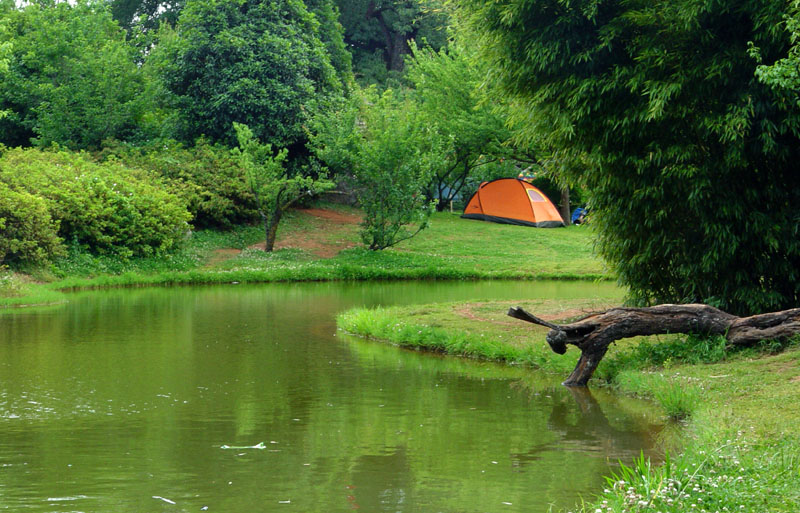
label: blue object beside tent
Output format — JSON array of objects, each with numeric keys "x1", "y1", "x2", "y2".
[{"x1": 571, "y1": 207, "x2": 586, "y2": 224}]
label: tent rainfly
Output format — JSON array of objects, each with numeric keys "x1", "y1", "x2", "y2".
[{"x1": 461, "y1": 178, "x2": 565, "y2": 227}]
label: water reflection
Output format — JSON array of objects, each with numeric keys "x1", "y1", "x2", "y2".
[{"x1": 0, "y1": 282, "x2": 660, "y2": 513}]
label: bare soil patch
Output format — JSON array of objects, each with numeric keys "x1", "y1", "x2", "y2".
[
  {"x1": 302, "y1": 208, "x2": 362, "y2": 224},
  {"x1": 206, "y1": 248, "x2": 242, "y2": 267},
  {"x1": 208, "y1": 208, "x2": 362, "y2": 265}
]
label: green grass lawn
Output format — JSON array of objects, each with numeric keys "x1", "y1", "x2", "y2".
[
  {"x1": 212, "y1": 210, "x2": 607, "y2": 279},
  {"x1": 394, "y1": 211, "x2": 605, "y2": 277},
  {"x1": 2, "y1": 206, "x2": 608, "y2": 307}
]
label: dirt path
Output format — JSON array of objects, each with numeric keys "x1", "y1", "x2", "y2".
[{"x1": 206, "y1": 208, "x2": 362, "y2": 266}]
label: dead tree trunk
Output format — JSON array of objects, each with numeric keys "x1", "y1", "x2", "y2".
[{"x1": 507, "y1": 304, "x2": 800, "y2": 387}]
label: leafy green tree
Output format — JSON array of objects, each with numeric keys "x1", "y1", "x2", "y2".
[
  {"x1": 457, "y1": 0, "x2": 800, "y2": 315},
  {"x1": 405, "y1": 42, "x2": 511, "y2": 210},
  {"x1": 110, "y1": 0, "x2": 351, "y2": 80},
  {"x1": 310, "y1": 88, "x2": 444, "y2": 250},
  {"x1": 110, "y1": 0, "x2": 185, "y2": 33},
  {"x1": 336, "y1": 0, "x2": 448, "y2": 82},
  {"x1": 158, "y1": 0, "x2": 342, "y2": 148},
  {"x1": 0, "y1": 0, "x2": 156, "y2": 149},
  {"x1": 0, "y1": 20, "x2": 10, "y2": 120},
  {"x1": 751, "y1": 3, "x2": 800, "y2": 95},
  {"x1": 234, "y1": 123, "x2": 334, "y2": 252},
  {"x1": 305, "y1": 0, "x2": 354, "y2": 85}
]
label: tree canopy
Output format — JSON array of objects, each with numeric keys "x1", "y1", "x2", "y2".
[
  {"x1": 158, "y1": 0, "x2": 343, "y2": 148},
  {"x1": 336, "y1": 0, "x2": 449, "y2": 82},
  {"x1": 457, "y1": 0, "x2": 800, "y2": 315},
  {"x1": 404, "y1": 42, "x2": 511, "y2": 209},
  {"x1": 0, "y1": 0, "x2": 155, "y2": 149}
]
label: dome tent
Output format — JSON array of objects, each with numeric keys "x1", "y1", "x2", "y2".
[{"x1": 461, "y1": 178, "x2": 565, "y2": 227}]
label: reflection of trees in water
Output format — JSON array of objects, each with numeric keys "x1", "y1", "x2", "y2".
[
  {"x1": 347, "y1": 447, "x2": 413, "y2": 512},
  {"x1": 509, "y1": 385, "x2": 663, "y2": 471}
]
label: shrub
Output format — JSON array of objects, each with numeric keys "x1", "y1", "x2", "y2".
[
  {"x1": 0, "y1": 148, "x2": 191, "y2": 258},
  {"x1": 0, "y1": 181, "x2": 64, "y2": 265},
  {"x1": 310, "y1": 88, "x2": 443, "y2": 250},
  {"x1": 99, "y1": 139, "x2": 258, "y2": 229}
]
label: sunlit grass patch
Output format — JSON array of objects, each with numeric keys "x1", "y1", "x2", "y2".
[
  {"x1": 613, "y1": 370, "x2": 701, "y2": 421},
  {"x1": 573, "y1": 345, "x2": 800, "y2": 512},
  {"x1": 337, "y1": 298, "x2": 627, "y2": 376},
  {"x1": 574, "y1": 433, "x2": 800, "y2": 513},
  {"x1": 0, "y1": 270, "x2": 65, "y2": 308}
]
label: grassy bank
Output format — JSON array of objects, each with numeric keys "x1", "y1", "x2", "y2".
[
  {"x1": 337, "y1": 300, "x2": 800, "y2": 512},
  {"x1": 2, "y1": 207, "x2": 607, "y2": 308}
]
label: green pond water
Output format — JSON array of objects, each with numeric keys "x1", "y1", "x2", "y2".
[{"x1": 0, "y1": 281, "x2": 664, "y2": 512}]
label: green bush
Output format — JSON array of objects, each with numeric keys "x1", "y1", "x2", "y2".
[
  {"x1": 0, "y1": 148, "x2": 191, "y2": 258},
  {"x1": 99, "y1": 140, "x2": 258, "y2": 229},
  {"x1": 0, "y1": 181, "x2": 64, "y2": 265}
]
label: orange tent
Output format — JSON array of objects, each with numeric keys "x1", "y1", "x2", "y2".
[{"x1": 461, "y1": 179, "x2": 565, "y2": 227}]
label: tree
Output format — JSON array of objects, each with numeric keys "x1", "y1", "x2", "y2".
[
  {"x1": 457, "y1": 0, "x2": 800, "y2": 315},
  {"x1": 751, "y1": 2, "x2": 800, "y2": 97},
  {"x1": 404, "y1": 42, "x2": 511, "y2": 210},
  {"x1": 110, "y1": 0, "x2": 185, "y2": 33},
  {"x1": 0, "y1": 20, "x2": 9, "y2": 120},
  {"x1": 310, "y1": 88, "x2": 444, "y2": 250},
  {"x1": 304, "y1": 0, "x2": 354, "y2": 85},
  {"x1": 111, "y1": 0, "x2": 353, "y2": 87},
  {"x1": 158, "y1": 0, "x2": 342, "y2": 149},
  {"x1": 234, "y1": 123, "x2": 334, "y2": 252},
  {"x1": 0, "y1": 0, "x2": 155, "y2": 149},
  {"x1": 336, "y1": 0, "x2": 448, "y2": 82}
]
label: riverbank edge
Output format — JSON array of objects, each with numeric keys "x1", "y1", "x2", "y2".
[
  {"x1": 0, "y1": 265, "x2": 611, "y2": 309},
  {"x1": 336, "y1": 303, "x2": 800, "y2": 513}
]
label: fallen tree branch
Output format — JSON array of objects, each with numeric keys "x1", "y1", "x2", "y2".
[{"x1": 507, "y1": 304, "x2": 800, "y2": 386}]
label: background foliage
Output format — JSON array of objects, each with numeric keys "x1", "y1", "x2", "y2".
[
  {"x1": 157, "y1": 0, "x2": 342, "y2": 148},
  {"x1": 99, "y1": 139, "x2": 258, "y2": 229},
  {"x1": 0, "y1": 181, "x2": 63, "y2": 265},
  {"x1": 457, "y1": 0, "x2": 800, "y2": 315},
  {"x1": 0, "y1": 148, "x2": 191, "y2": 258},
  {"x1": 0, "y1": 0, "x2": 158, "y2": 149}
]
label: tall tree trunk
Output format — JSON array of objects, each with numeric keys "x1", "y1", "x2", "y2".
[
  {"x1": 264, "y1": 206, "x2": 283, "y2": 252},
  {"x1": 368, "y1": 4, "x2": 414, "y2": 72},
  {"x1": 559, "y1": 187, "x2": 571, "y2": 225}
]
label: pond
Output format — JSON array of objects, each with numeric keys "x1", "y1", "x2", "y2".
[{"x1": 0, "y1": 281, "x2": 664, "y2": 512}]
